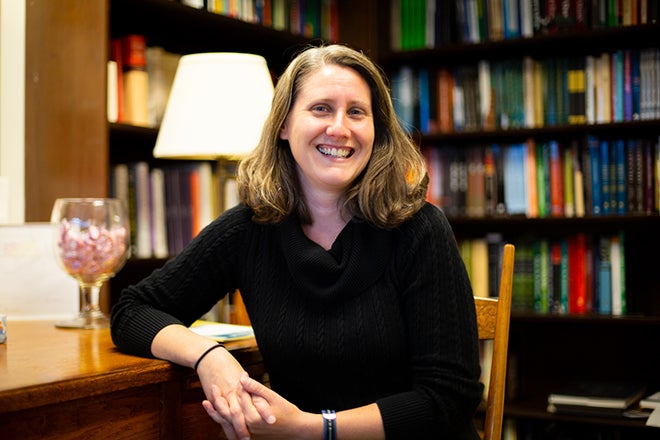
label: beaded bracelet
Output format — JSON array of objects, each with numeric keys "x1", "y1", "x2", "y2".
[
  {"x1": 322, "y1": 409, "x2": 336, "y2": 440},
  {"x1": 193, "y1": 343, "x2": 225, "y2": 372}
]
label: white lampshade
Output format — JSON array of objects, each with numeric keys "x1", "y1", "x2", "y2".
[{"x1": 153, "y1": 53, "x2": 274, "y2": 160}]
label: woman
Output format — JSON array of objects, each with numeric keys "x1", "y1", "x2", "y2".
[{"x1": 111, "y1": 43, "x2": 483, "y2": 439}]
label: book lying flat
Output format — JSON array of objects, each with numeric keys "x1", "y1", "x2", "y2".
[
  {"x1": 547, "y1": 381, "x2": 646, "y2": 410},
  {"x1": 190, "y1": 320, "x2": 255, "y2": 342},
  {"x1": 640, "y1": 390, "x2": 660, "y2": 410}
]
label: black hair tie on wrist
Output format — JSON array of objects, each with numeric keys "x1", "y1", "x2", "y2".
[{"x1": 194, "y1": 343, "x2": 225, "y2": 372}]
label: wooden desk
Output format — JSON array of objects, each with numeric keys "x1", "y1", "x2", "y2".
[{"x1": 0, "y1": 321, "x2": 264, "y2": 439}]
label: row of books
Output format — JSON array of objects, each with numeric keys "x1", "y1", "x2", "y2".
[
  {"x1": 460, "y1": 231, "x2": 628, "y2": 316},
  {"x1": 391, "y1": 47, "x2": 660, "y2": 135},
  {"x1": 392, "y1": 0, "x2": 657, "y2": 51},
  {"x1": 111, "y1": 161, "x2": 237, "y2": 259},
  {"x1": 180, "y1": 0, "x2": 339, "y2": 41},
  {"x1": 424, "y1": 135, "x2": 660, "y2": 219},
  {"x1": 108, "y1": 35, "x2": 181, "y2": 127}
]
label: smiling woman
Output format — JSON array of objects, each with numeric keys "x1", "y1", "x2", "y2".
[{"x1": 111, "y1": 44, "x2": 483, "y2": 440}]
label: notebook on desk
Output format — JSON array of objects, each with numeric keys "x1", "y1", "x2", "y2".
[{"x1": 190, "y1": 320, "x2": 254, "y2": 342}]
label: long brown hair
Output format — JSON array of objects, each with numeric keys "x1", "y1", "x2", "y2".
[{"x1": 237, "y1": 44, "x2": 428, "y2": 228}]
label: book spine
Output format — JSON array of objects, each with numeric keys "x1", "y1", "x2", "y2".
[
  {"x1": 567, "y1": 56, "x2": 586, "y2": 124},
  {"x1": 587, "y1": 135, "x2": 603, "y2": 215},
  {"x1": 549, "y1": 140, "x2": 564, "y2": 217},
  {"x1": 597, "y1": 236, "x2": 612, "y2": 314},
  {"x1": 563, "y1": 143, "x2": 575, "y2": 217},
  {"x1": 613, "y1": 139, "x2": 627, "y2": 215},
  {"x1": 121, "y1": 34, "x2": 150, "y2": 127},
  {"x1": 600, "y1": 139, "x2": 612, "y2": 215},
  {"x1": 610, "y1": 234, "x2": 623, "y2": 316}
]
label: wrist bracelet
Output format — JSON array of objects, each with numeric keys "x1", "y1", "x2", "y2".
[
  {"x1": 322, "y1": 409, "x2": 336, "y2": 440},
  {"x1": 193, "y1": 342, "x2": 224, "y2": 372}
]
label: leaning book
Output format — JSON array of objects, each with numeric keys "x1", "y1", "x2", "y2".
[
  {"x1": 547, "y1": 381, "x2": 646, "y2": 417},
  {"x1": 190, "y1": 320, "x2": 255, "y2": 342}
]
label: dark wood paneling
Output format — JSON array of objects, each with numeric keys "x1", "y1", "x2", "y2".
[{"x1": 25, "y1": 0, "x2": 109, "y2": 222}]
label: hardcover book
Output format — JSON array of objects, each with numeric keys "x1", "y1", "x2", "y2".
[{"x1": 548, "y1": 380, "x2": 646, "y2": 417}]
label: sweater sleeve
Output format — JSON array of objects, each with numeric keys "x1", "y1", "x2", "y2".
[
  {"x1": 110, "y1": 205, "x2": 251, "y2": 358},
  {"x1": 376, "y1": 203, "x2": 483, "y2": 439}
]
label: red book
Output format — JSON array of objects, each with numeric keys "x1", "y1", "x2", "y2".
[
  {"x1": 568, "y1": 233, "x2": 587, "y2": 314},
  {"x1": 549, "y1": 140, "x2": 564, "y2": 217}
]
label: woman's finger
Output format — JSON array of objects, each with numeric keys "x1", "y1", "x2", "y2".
[{"x1": 202, "y1": 398, "x2": 239, "y2": 440}]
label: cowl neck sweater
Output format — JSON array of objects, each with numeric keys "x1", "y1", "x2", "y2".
[{"x1": 280, "y1": 216, "x2": 394, "y2": 302}]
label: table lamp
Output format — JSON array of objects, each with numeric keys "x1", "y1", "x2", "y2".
[
  {"x1": 153, "y1": 52, "x2": 274, "y2": 211},
  {"x1": 153, "y1": 52, "x2": 274, "y2": 161}
]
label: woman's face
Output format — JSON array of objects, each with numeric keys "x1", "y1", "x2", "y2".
[{"x1": 280, "y1": 64, "x2": 374, "y2": 196}]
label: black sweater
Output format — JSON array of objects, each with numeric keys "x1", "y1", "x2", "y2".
[{"x1": 111, "y1": 202, "x2": 483, "y2": 439}]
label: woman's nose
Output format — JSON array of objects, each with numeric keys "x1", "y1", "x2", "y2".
[{"x1": 326, "y1": 113, "x2": 350, "y2": 138}]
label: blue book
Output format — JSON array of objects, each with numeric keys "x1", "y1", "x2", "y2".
[
  {"x1": 599, "y1": 139, "x2": 611, "y2": 215},
  {"x1": 612, "y1": 139, "x2": 627, "y2": 215},
  {"x1": 503, "y1": 143, "x2": 528, "y2": 215},
  {"x1": 630, "y1": 49, "x2": 641, "y2": 120},
  {"x1": 418, "y1": 68, "x2": 431, "y2": 134},
  {"x1": 544, "y1": 58, "x2": 559, "y2": 126},
  {"x1": 612, "y1": 50, "x2": 625, "y2": 122},
  {"x1": 559, "y1": 238, "x2": 569, "y2": 314},
  {"x1": 587, "y1": 135, "x2": 603, "y2": 215}
]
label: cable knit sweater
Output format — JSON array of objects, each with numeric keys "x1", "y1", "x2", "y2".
[{"x1": 111, "y1": 202, "x2": 483, "y2": 439}]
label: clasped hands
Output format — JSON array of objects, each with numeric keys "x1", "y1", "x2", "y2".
[{"x1": 198, "y1": 351, "x2": 310, "y2": 440}]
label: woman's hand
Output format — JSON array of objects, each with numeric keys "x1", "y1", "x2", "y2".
[
  {"x1": 236, "y1": 372, "x2": 320, "y2": 439},
  {"x1": 196, "y1": 346, "x2": 264, "y2": 439}
]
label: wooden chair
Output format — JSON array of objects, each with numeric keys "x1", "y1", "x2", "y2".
[{"x1": 474, "y1": 243, "x2": 515, "y2": 440}]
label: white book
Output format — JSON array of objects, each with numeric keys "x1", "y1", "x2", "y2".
[
  {"x1": 585, "y1": 55, "x2": 596, "y2": 124},
  {"x1": 133, "y1": 161, "x2": 152, "y2": 259},
  {"x1": 150, "y1": 168, "x2": 168, "y2": 259},
  {"x1": 112, "y1": 163, "x2": 129, "y2": 212},
  {"x1": 107, "y1": 61, "x2": 118, "y2": 123},
  {"x1": 641, "y1": 390, "x2": 660, "y2": 409},
  {"x1": 197, "y1": 162, "x2": 215, "y2": 232}
]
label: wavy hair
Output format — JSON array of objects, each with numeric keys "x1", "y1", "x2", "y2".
[{"x1": 237, "y1": 43, "x2": 428, "y2": 229}]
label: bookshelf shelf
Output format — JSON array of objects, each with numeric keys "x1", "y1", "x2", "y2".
[
  {"x1": 380, "y1": 2, "x2": 660, "y2": 437},
  {"x1": 420, "y1": 119, "x2": 660, "y2": 143},
  {"x1": 110, "y1": 0, "x2": 313, "y2": 72},
  {"x1": 380, "y1": 24, "x2": 660, "y2": 68}
]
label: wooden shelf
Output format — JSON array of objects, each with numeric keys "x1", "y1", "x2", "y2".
[
  {"x1": 110, "y1": 0, "x2": 312, "y2": 72},
  {"x1": 380, "y1": 24, "x2": 660, "y2": 68},
  {"x1": 418, "y1": 119, "x2": 660, "y2": 144}
]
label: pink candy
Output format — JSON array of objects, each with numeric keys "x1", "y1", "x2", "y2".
[{"x1": 57, "y1": 218, "x2": 128, "y2": 284}]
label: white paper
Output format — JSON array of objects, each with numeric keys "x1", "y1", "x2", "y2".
[
  {"x1": 0, "y1": 223, "x2": 78, "y2": 320},
  {"x1": 647, "y1": 408, "x2": 660, "y2": 428}
]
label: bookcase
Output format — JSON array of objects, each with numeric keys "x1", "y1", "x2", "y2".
[
  {"x1": 380, "y1": 1, "x2": 660, "y2": 438},
  {"x1": 24, "y1": 0, "x2": 376, "y2": 309},
  {"x1": 24, "y1": 0, "x2": 660, "y2": 437}
]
